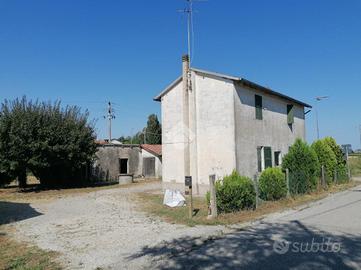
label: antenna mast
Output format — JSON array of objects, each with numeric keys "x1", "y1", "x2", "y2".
[{"x1": 104, "y1": 101, "x2": 115, "y2": 142}]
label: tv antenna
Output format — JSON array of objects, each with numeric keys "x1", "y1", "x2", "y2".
[{"x1": 178, "y1": 0, "x2": 207, "y2": 65}]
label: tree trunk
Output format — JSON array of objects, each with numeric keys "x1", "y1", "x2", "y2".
[{"x1": 18, "y1": 167, "x2": 27, "y2": 189}]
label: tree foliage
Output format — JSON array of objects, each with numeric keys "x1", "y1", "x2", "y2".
[
  {"x1": 282, "y1": 139, "x2": 320, "y2": 194},
  {"x1": 311, "y1": 139, "x2": 337, "y2": 183},
  {"x1": 323, "y1": 137, "x2": 347, "y2": 172},
  {"x1": 0, "y1": 97, "x2": 97, "y2": 187}
]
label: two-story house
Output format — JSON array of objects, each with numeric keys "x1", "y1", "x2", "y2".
[{"x1": 154, "y1": 55, "x2": 311, "y2": 194}]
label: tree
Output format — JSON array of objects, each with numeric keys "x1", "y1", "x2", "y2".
[
  {"x1": 0, "y1": 97, "x2": 97, "y2": 188},
  {"x1": 144, "y1": 114, "x2": 161, "y2": 144},
  {"x1": 282, "y1": 139, "x2": 320, "y2": 194},
  {"x1": 311, "y1": 139, "x2": 337, "y2": 182},
  {"x1": 323, "y1": 137, "x2": 346, "y2": 172}
]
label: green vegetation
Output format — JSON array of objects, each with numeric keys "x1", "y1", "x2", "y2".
[
  {"x1": 0, "y1": 231, "x2": 61, "y2": 270},
  {"x1": 0, "y1": 97, "x2": 97, "y2": 188},
  {"x1": 259, "y1": 167, "x2": 287, "y2": 201},
  {"x1": 211, "y1": 170, "x2": 255, "y2": 213},
  {"x1": 311, "y1": 139, "x2": 337, "y2": 183},
  {"x1": 119, "y1": 114, "x2": 161, "y2": 144},
  {"x1": 350, "y1": 155, "x2": 361, "y2": 177},
  {"x1": 282, "y1": 138, "x2": 320, "y2": 194}
]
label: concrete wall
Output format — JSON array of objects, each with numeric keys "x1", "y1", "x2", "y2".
[
  {"x1": 234, "y1": 83, "x2": 305, "y2": 178},
  {"x1": 92, "y1": 145, "x2": 142, "y2": 181}
]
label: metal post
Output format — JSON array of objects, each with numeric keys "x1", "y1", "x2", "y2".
[
  {"x1": 286, "y1": 168, "x2": 290, "y2": 197},
  {"x1": 334, "y1": 168, "x2": 337, "y2": 184},
  {"x1": 254, "y1": 174, "x2": 259, "y2": 209},
  {"x1": 208, "y1": 174, "x2": 217, "y2": 219},
  {"x1": 321, "y1": 165, "x2": 325, "y2": 188}
]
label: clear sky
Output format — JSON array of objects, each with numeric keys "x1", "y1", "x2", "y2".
[{"x1": 1, "y1": 0, "x2": 361, "y2": 148}]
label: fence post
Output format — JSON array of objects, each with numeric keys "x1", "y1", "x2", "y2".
[
  {"x1": 253, "y1": 174, "x2": 259, "y2": 209},
  {"x1": 334, "y1": 168, "x2": 337, "y2": 184},
  {"x1": 321, "y1": 165, "x2": 325, "y2": 188},
  {"x1": 286, "y1": 168, "x2": 290, "y2": 197},
  {"x1": 207, "y1": 174, "x2": 217, "y2": 219}
]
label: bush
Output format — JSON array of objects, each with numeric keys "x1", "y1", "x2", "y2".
[
  {"x1": 323, "y1": 137, "x2": 347, "y2": 178},
  {"x1": 213, "y1": 170, "x2": 256, "y2": 213},
  {"x1": 282, "y1": 139, "x2": 319, "y2": 194},
  {"x1": 259, "y1": 167, "x2": 287, "y2": 201},
  {"x1": 311, "y1": 140, "x2": 337, "y2": 184}
]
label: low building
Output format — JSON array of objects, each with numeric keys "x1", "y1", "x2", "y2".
[
  {"x1": 92, "y1": 142, "x2": 162, "y2": 182},
  {"x1": 154, "y1": 55, "x2": 312, "y2": 194}
]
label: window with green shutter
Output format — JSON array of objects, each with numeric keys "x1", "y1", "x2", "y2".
[
  {"x1": 257, "y1": 147, "x2": 262, "y2": 172},
  {"x1": 264, "y1": 147, "x2": 272, "y2": 169},
  {"x1": 255, "y1": 95, "x2": 263, "y2": 120},
  {"x1": 287, "y1": 104, "x2": 294, "y2": 125}
]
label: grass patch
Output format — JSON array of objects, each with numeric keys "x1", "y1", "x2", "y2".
[
  {"x1": 350, "y1": 155, "x2": 361, "y2": 177},
  {"x1": 137, "y1": 181, "x2": 358, "y2": 226},
  {"x1": 0, "y1": 229, "x2": 61, "y2": 270}
]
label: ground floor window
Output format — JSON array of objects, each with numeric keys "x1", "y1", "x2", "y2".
[
  {"x1": 257, "y1": 146, "x2": 273, "y2": 172},
  {"x1": 274, "y1": 151, "x2": 281, "y2": 166},
  {"x1": 119, "y1": 158, "x2": 128, "y2": 174}
]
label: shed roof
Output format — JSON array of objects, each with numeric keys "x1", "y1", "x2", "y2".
[
  {"x1": 153, "y1": 67, "x2": 312, "y2": 108},
  {"x1": 141, "y1": 144, "x2": 162, "y2": 157}
]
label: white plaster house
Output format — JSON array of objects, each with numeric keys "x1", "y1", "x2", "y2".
[{"x1": 154, "y1": 55, "x2": 311, "y2": 194}]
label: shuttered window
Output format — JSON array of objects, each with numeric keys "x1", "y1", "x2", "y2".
[
  {"x1": 264, "y1": 147, "x2": 272, "y2": 169},
  {"x1": 257, "y1": 147, "x2": 262, "y2": 172},
  {"x1": 255, "y1": 95, "x2": 263, "y2": 120},
  {"x1": 287, "y1": 104, "x2": 294, "y2": 125}
]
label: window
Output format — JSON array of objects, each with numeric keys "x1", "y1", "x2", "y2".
[
  {"x1": 119, "y1": 158, "x2": 128, "y2": 174},
  {"x1": 274, "y1": 151, "x2": 281, "y2": 166},
  {"x1": 255, "y1": 95, "x2": 263, "y2": 120},
  {"x1": 287, "y1": 104, "x2": 294, "y2": 125},
  {"x1": 264, "y1": 147, "x2": 272, "y2": 169}
]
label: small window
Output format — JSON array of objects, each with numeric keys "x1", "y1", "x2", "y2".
[
  {"x1": 119, "y1": 158, "x2": 128, "y2": 174},
  {"x1": 255, "y1": 95, "x2": 263, "y2": 120},
  {"x1": 287, "y1": 104, "x2": 294, "y2": 125},
  {"x1": 274, "y1": 151, "x2": 281, "y2": 166},
  {"x1": 264, "y1": 147, "x2": 272, "y2": 169}
]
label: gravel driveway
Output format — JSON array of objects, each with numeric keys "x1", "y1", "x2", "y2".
[{"x1": 10, "y1": 182, "x2": 225, "y2": 270}]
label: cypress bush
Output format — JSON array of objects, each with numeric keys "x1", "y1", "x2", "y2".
[
  {"x1": 212, "y1": 170, "x2": 256, "y2": 213},
  {"x1": 282, "y1": 139, "x2": 319, "y2": 194},
  {"x1": 311, "y1": 140, "x2": 337, "y2": 184},
  {"x1": 259, "y1": 167, "x2": 287, "y2": 201}
]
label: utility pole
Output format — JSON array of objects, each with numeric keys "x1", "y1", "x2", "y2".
[
  {"x1": 104, "y1": 101, "x2": 115, "y2": 142},
  {"x1": 359, "y1": 124, "x2": 361, "y2": 150},
  {"x1": 315, "y1": 96, "x2": 329, "y2": 139}
]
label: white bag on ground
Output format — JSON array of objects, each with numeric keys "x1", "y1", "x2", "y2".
[{"x1": 163, "y1": 189, "x2": 186, "y2": 207}]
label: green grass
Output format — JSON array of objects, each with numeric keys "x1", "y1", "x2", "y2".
[
  {"x1": 137, "y1": 181, "x2": 358, "y2": 226},
  {"x1": 0, "y1": 230, "x2": 61, "y2": 270}
]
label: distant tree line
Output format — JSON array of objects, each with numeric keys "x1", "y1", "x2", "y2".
[
  {"x1": 118, "y1": 114, "x2": 161, "y2": 145},
  {"x1": 0, "y1": 97, "x2": 97, "y2": 188}
]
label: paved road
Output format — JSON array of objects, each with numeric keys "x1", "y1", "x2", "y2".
[{"x1": 137, "y1": 185, "x2": 361, "y2": 270}]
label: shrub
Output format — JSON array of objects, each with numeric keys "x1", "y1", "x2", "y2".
[
  {"x1": 323, "y1": 137, "x2": 347, "y2": 177},
  {"x1": 213, "y1": 170, "x2": 256, "y2": 213},
  {"x1": 282, "y1": 139, "x2": 319, "y2": 194},
  {"x1": 311, "y1": 140, "x2": 337, "y2": 184},
  {"x1": 259, "y1": 167, "x2": 287, "y2": 201}
]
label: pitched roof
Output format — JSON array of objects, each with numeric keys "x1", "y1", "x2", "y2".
[
  {"x1": 154, "y1": 67, "x2": 312, "y2": 108},
  {"x1": 141, "y1": 144, "x2": 162, "y2": 156}
]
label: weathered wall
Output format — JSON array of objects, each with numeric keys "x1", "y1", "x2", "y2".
[
  {"x1": 92, "y1": 145, "x2": 142, "y2": 181},
  {"x1": 141, "y1": 149, "x2": 162, "y2": 179},
  {"x1": 233, "y1": 83, "x2": 305, "y2": 178}
]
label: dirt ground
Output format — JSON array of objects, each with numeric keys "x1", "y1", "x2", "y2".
[{"x1": 1, "y1": 181, "x2": 226, "y2": 270}]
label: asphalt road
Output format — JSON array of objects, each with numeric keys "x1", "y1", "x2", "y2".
[{"x1": 143, "y1": 184, "x2": 361, "y2": 270}]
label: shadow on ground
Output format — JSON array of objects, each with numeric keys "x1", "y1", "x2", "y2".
[
  {"x1": 0, "y1": 201, "x2": 42, "y2": 225},
  {"x1": 128, "y1": 220, "x2": 361, "y2": 269}
]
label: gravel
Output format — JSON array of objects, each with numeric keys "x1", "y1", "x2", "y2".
[{"x1": 11, "y1": 182, "x2": 226, "y2": 270}]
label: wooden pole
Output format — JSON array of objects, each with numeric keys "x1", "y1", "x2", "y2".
[
  {"x1": 189, "y1": 185, "x2": 193, "y2": 219},
  {"x1": 208, "y1": 174, "x2": 217, "y2": 219}
]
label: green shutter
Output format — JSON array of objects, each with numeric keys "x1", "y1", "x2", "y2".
[
  {"x1": 257, "y1": 147, "x2": 262, "y2": 172},
  {"x1": 287, "y1": 104, "x2": 294, "y2": 124},
  {"x1": 255, "y1": 95, "x2": 263, "y2": 120},
  {"x1": 264, "y1": 147, "x2": 272, "y2": 169}
]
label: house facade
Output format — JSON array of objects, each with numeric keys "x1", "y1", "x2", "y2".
[
  {"x1": 92, "y1": 142, "x2": 162, "y2": 182},
  {"x1": 154, "y1": 55, "x2": 311, "y2": 194}
]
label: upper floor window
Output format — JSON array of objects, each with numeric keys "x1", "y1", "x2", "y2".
[
  {"x1": 287, "y1": 104, "x2": 294, "y2": 125},
  {"x1": 255, "y1": 95, "x2": 263, "y2": 120}
]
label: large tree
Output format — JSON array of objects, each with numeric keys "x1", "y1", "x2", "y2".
[
  {"x1": 0, "y1": 97, "x2": 97, "y2": 187},
  {"x1": 144, "y1": 114, "x2": 161, "y2": 144}
]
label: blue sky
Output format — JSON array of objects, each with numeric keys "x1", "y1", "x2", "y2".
[{"x1": 1, "y1": 0, "x2": 361, "y2": 148}]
